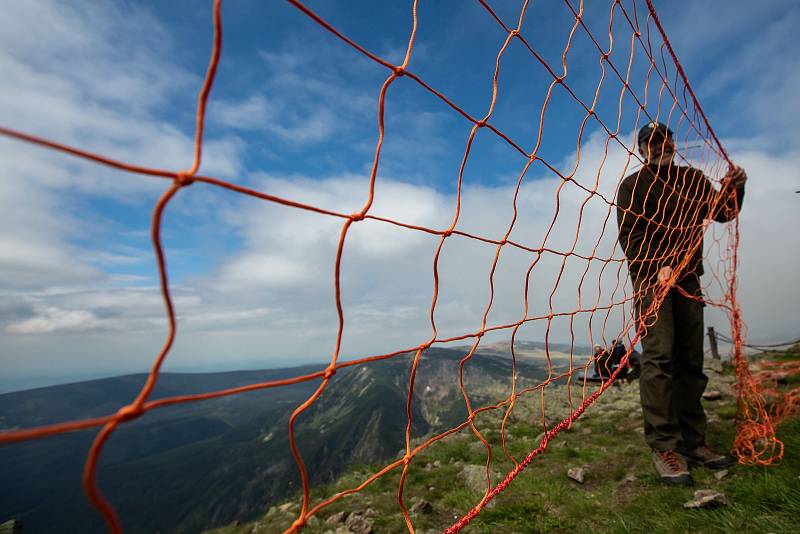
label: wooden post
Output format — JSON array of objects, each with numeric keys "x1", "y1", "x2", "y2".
[{"x1": 707, "y1": 326, "x2": 720, "y2": 360}]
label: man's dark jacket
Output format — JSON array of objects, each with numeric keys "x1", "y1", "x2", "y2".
[{"x1": 616, "y1": 163, "x2": 745, "y2": 283}]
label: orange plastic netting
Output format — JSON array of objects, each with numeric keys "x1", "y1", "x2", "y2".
[{"x1": 0, "y1": 0, "x2": 789, "y2": 533}]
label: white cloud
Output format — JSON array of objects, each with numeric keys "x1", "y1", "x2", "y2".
[
  {"x1": 0, "y1": 0, "x2": 244, "y2": 286},
  {"x1": 0, "y1": 0, "x2": 247, "y2": 382},
  {"x1": 210, "y1": 94, "x2": 337, "y2": 144},
  {"x1": 0, "y1": 0, "x2": 797, "y2": 388},
  {"x1": 5, "y1": 307, "x2": 101, "y2": 334}
]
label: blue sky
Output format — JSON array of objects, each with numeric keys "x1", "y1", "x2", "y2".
[{"x1": 1, "y1": 0, "x2": 798, "y2": 392}]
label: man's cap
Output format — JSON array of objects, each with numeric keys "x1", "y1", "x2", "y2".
[{"x1": 637, "y1": 121, "x2": 673, "y2": 145}]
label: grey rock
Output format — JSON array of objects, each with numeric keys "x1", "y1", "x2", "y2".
[
  {"x1": 683, "y1": 489, "x2": 729, "y2": 509},
  {"x1": 567, "y1": 466, "x2": 586, "y2": 484},
  {"x1": 277, "y1": 501, "x2": 296, "y2": 513},
  {"x1": 410, "y1": 499, "x2": 434, "y2": 515},
  {"x1": 345, "y1": 512, "x2": 374, "y2": 534},
  {"x1": 326, "y1": 511, "x2": 348, "y2": 524},
  {"x1": 460, "y1": 464, "x2": 493, "y2": 493},
  {"x1": 702, "y1": 390, "x2": 723, "y2": 401},
  {"x1": 714, "y1": 469, "x2": 729, "y2": 480}
]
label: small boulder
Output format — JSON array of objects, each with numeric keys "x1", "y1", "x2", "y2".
[
  {"x1": 683, "y1": 489, "x2": 729, "y2": 509},
  {"x1": 326, "y1": 511, "x2": 348, "y2": 524},
  {"x1": 410, "y1": 499, "x2": 433, "y2": 515},
  {"x1": 702, "y1": 390, "x2": 722, "y2": 401},
  {"x1": 460, "y1": 465, "x2": 492, "y2": 493},
  {"x1": 567, "y1": 467, "x2": 586, "y2": 484},
  {"x1": 433, "y1": 460, "x2": 442, "y2": 468},
  {"x1": 714, "y1": 469, "x2": 729, "y2": 480},
  {"x1": 345, "y1": 512, "x2": 374, "y2": 534},
  {"x1": 277, "y1": 502, "x2": 296, "y2": 513}
]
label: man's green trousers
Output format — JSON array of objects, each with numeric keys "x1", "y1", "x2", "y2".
[{"x1": 635, "y1": 276, "x2": 708, "y2": 451}]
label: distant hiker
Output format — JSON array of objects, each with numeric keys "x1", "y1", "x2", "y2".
[
  {"x1": 593, "y1": 344, "x2": 611, "y2": 380},
  {"x1": 609, "y1": 339, "x2": 628, "y2": 383},
  {"x1": 616, "y1": 122, "x2": 746, "y2": 485}
]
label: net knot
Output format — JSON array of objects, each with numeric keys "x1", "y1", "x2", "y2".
[
  {"x1": 475, "y1": 120, "x2": 487, "y2": 128},
  {"x1": 350, "y1": 212, "x2": 365, "y2": 222},
  {"x1": 403, "y1": 454, "x2": 412, "y2": 465},
  {"x1": 509, "y1": 29, "x2": 520, "y2": 38},
  {"x1": 116, "y1": 404, "x2": 143, "y2": 422},
  {"x1": 393, "y1": 66, "x2": 406, "y2": 77},
  {"x1": 290, "y1": 517, "x2": 306, "y2": 530},
  {"x1": 442, "y1": 229, "x2": 453, "y2": 238},
  {"x1": 323, "y1": 367, "x2": 336, "y2": 380},
  {"x1": 175, "y1": 172, "x2": 195, "y2": 187}
]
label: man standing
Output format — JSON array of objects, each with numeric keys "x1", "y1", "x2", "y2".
[
  {"x1": 609, "y1": 339, "x2": 628, "y2": 382},
  {"x1": 616, "y1": 122, "x2": 747, "y2": 485}
]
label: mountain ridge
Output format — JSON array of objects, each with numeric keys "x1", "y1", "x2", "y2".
[{"x1": 1, "y1": 344, "x2": 577, "y2": 533}]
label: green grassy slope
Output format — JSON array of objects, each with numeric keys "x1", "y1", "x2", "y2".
[{"x1": 210, "y1": 348, "x2": 800, "y2": 534}]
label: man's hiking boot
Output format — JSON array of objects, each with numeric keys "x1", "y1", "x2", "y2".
[
  {"x1": 652, "y1": 449, "x2": 693, "y2": 486},
  {"x1": 680, "y1": 445, "x2": 734, "y2": 469}
]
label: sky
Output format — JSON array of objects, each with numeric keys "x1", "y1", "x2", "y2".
[{"x1": 0, "y1": 0, "x2": 798, "y2": 392}]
